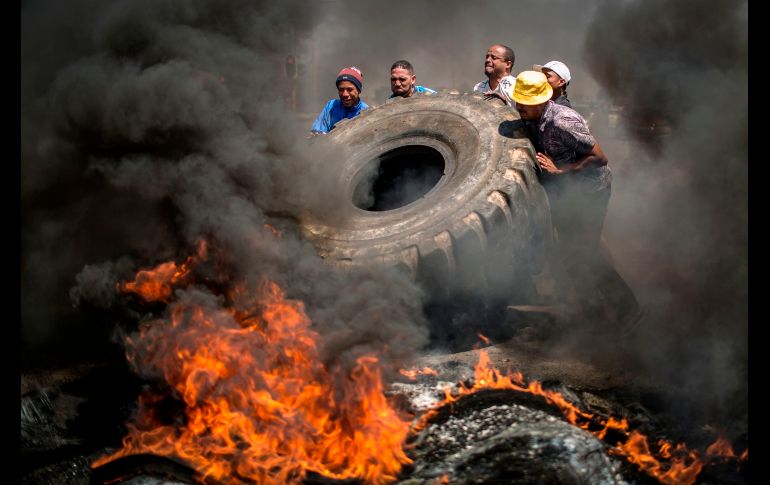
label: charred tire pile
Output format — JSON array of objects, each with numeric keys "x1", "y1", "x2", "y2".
[{"x1": 302, "y1": 93, "x2": 551, "y2": 341}]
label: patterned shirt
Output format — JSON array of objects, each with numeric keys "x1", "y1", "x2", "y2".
[
  {"x1": 310, "y1": 98, "x2": 369, "y2": 134},
  {"x1": 531, "y1": 101, "x2": 612, "y2": 192},
  {"x1": 389, "y1": 85, "x2": 437, "y2": 98},
  {"x1": 473, "y1": 74, "x2": 516, "y2": 105}
]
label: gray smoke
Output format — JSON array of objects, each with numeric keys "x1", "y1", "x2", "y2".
[
  {"x1": 298, "y1": 0, "x2": 747, "y2": 428},
  {"x1": 22, "y1": 0, "x2": 428, "y2": 376},
  {"x1": 23, "y1": 0, "x2": 747, "y2": 432},
  {"x1": 583, "y1": 0, "x2": 747, "y2": 424},
  {"x1": 305, "y1": 0, "x2": 603, "y2": 108}
]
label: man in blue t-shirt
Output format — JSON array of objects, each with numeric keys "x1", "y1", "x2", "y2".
[
  {"x1": 389, "y1": 60, "x2": 436, "y2": 99},
  {"x1": 310, "y1": 66, "x2": 369, "y2": 134}
]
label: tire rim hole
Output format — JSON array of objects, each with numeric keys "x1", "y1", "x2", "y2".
[{"x1": 353, "y1": 145, "x2": 445, "y2": 211}]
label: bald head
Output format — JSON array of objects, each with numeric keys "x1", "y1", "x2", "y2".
[
  {"x1": 484, "y1": 44, "x2": 515, "y2": 79},
  {"x1": 492, "y1": 44, "x2": 515, "y2": 67}
]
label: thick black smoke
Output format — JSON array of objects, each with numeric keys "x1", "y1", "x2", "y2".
[
  {"x1": 298, "y1": 0, "x2": 748, "y2": 433},
  {"x1": 22, "y1": 0, "x2": 428, "y2": 375},
  {"x1": 583, "y1": 0, "x2": 747, "y2": 426},
  {"x1": 23, "y1": 0, "x2": 748, "y2": 435}
]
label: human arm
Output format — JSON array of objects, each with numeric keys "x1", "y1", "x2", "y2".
[
  {"x1": 483, "y1": 90, "x2": 506, "y2": 103},
  {"x1": 536, "y1": 143, "x2": 608, "y2": 175},
  {"x1": 310, "y1": 100, "x2": 334, "y2": 134},
  {"x1": 538, "y1": 111, "x2": 606, "y2": 174}
]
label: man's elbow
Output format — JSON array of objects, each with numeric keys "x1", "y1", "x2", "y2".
[{"x1": 591, "y1": 143, "x2": 608, "y2": 166}]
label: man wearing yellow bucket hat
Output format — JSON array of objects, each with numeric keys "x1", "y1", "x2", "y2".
[{"x1": 512, "y1": 70, "x2": 641, "y2": 335}]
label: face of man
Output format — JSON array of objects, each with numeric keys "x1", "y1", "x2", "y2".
[
  {"x1": 515, "y1": 102, "x2": 547, "y2": 122},
  {"x1": 542, "y1": 68, "x2": 566, "y2": 91},
  {"x1": 337, "y1": 80, "x2": 360, "y2": 108},
  {"x1": 484, "y1": 45, "x2": 512, "y2": 79},
  {"x1": 390, "y1": 67, "x2": 416, "y2": 97}
]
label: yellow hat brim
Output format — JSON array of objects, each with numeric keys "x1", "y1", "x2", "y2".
[{"x1": 511, "y1": 88, "x2": 552, "y2": 106}]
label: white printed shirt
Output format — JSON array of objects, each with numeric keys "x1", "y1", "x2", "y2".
[{"x1": 473, "y1": 74, "x2": 516, "y2": 105}]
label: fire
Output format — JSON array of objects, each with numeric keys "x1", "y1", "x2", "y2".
[
  {"x1": 413, "y1": 349, "x2": 747, "y2": 485},
  {"x1": 399, "y1": 366, "x2": 439, "y2": 380},
  {"x1": 96, "y1": 247, "x2": 411, "y2": 484},
  {"x1": 705, "y1": 432, "x2": 748, "y2": 464},
  {"x1": 706, "y1": 433, "x2": 736, "y2": 458},
  {"x1": 100, "y1": 241, "x2": 746, "y2": 485},
  {"x1": 612, "y1": 431, "x2": 702, "y2": 484},
  {"x1": 118, "y1": 261, "x2": 188, "y2": 302},
  {"x1": 118, "y1": 241, "x2": 208, "y2": 302}
]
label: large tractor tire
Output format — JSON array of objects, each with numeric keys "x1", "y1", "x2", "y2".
[{"x1": 302, "y1": 93, "x2": 551, "y2": 343}]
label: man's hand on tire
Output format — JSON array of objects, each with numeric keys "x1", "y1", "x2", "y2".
[{"x1": 483, "y1": 91, "x2": 505, "y2": 103}]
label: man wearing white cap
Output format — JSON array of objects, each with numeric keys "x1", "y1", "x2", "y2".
[{"x1": 533, "y1": 61, "x2": 572, "y2": 108}]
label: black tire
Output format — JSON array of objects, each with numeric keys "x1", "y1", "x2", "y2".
[{"x1": 302, "y1": 93, "x2": 551, "y2": 339}]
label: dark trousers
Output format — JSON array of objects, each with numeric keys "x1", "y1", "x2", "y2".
[{"x1": 546, "y1": 183, "x2": 640, "y2": 330}]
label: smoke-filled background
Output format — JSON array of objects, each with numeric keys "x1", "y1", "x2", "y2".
[
  {"x1": 585, "y1": 0, "x2": 748, "y2": 428},
  {"x1": 22, "y1": 0, "x2": 746, "y2": 426},
  {"x1": 21, "y1": 0, "x2": 432, "y2": 379}
]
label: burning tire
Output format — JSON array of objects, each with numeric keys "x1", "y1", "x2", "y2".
[{"x1": 302, "y1": 93, "x2": 550, "y2": 322}]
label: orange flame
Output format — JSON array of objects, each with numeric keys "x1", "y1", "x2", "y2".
[
  {"x1": 414, "y1": 349, "x2": 708, "y2": 485},
  {"x1": 103, "y1": 244, "x2": 746, "y2": 485},
  {"x1": 97, "y1": 251, "x2": 410, "y2": 484},
  {"x1": 118, "y1": 261, "x2": 188, "y2": 302},
  {"x1": 704, "y1": 433, "x2": 748, "y2": 464},
  {"x1": 612, "y1": 431, "x2": 703, "y2": 484},
  {"x1": 399, "y1": 367, "x2": 439, "y2": 380},
  {"x1": 119, "y1": 241, "x2": 207, "y2": 302},
  {"x1": 477, "y1": 333, "x2": 490, "y2": 345},
  {"x1": 706, "y1": 434, "x2": 736, "y2": 458}
]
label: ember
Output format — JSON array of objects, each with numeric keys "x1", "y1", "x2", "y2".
[{"x1": 399, "y1": 367, "x2": 439, "y2": 380}]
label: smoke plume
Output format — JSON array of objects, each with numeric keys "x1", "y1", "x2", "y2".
[
  {"x1": 21, "y1": 0, "x2": 429, "y2": 375},
  {"x1": 583, "y1": 0, "x2": 747, "y2": 425},
  {"x1": 23, "y1": 0, "x2": 747, "y2": 434}
]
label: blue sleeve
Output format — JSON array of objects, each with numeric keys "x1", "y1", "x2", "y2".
[{"x1": 311, "y1": 100, "x2": 335, "y2": 133}]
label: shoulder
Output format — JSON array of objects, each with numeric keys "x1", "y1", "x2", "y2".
[
  {"x1": 415, "y1": 85, "x2": 437, "y2": 94},
  {"x1": 359, "y1": 100, "x2": 370, "y2": 109},
  {"x1": 324, "y1": 98, "x2": 340, "y2": 111},
  {"x1": 498, "y1": 75, "x2": 516, "y2": 92},
  {"x1": 473, "y1": 80, "x2": 487, "y2": 90},
  {"x1": 550, "y1": 104, "x2": 588, "y2": 129}
]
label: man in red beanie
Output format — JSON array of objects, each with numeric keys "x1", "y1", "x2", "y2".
[{"x1": 310, "y1": 66, "x2": 369, "y2": 134}]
